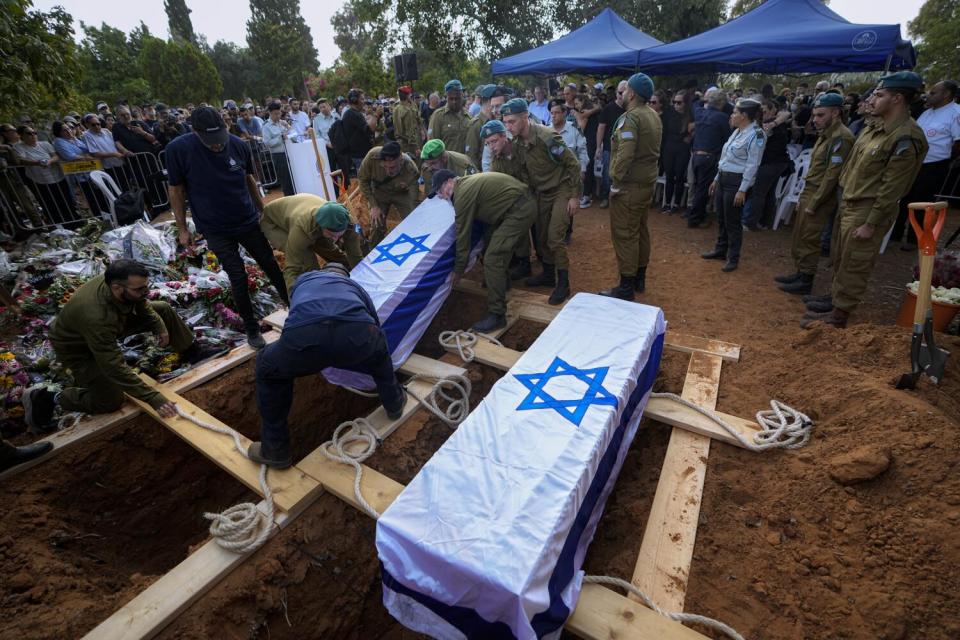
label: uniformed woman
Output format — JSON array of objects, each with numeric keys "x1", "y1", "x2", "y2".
[{"x1": 700, "y1": 98, "x2": 764, "y2": 272}]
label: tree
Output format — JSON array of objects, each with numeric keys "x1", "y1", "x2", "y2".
[
  {"x1": 207, "y1": 40, "x2": 265, "y2": 100},
  {"x1": 909, "y1": 0, "x2": 960, "y2": 81},
  {"x1": 0, "y1": 0, "x2": 82, "y2": 122},
  {"x1": 147, "y1": 40, "x2": 222, "y2": 105},
  {"x1": 78, "y1": 21, "x2": 152, "y2": 108},
  {"x1": 553, "y1": 0, "x2": 727, "y2": 45},
  {"x1": 246, "y1": 0, "x2": 319, "y2": 97},
  {"x1": 331, "y1": 0, "x2": 391, "y2": 56},
  {"x1": 164, "y1": 0, "x2": 196, "y2": 45}
]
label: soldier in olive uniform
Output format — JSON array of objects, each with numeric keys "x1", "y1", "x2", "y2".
[
  {"x1": 599, "y1": 73, "x2": 662, "y2": 300},
  {"x1": 464, "y1": 84, "x2": 508, "y2": 167},
  {"x1": 802, "y1": 72, "x2": 928, "y2": 329},
  {"x1": 498, "y1": 98, "x2": 582, "y2": 305},
  {"x1": 260, "y1": 195, "x2": 364, "y2": 290},
  {"x1": 433, "y1": 169, "x2": 536, "y2": 333},
  {"x1": 392, "y1": 86, "x2": 421, "y2": 166},
  {"x1": 420, "y1": 139, "x2": 477, "y2": 189},
  {"x1": 483, "y1": 119, "x2": 533, "y2": 280},
  {"x1": 775, "y1": 93, "x2": 854, "y2": 296},
  {"x1": 357, "y1": 141, "x2": 420, "y2": 247},
  {"x1": 22, "y1": 260, "x2": 222, "y2": 429},
  {"x1": 427, "y1": 79, "x2": 472, "y2": 154}
]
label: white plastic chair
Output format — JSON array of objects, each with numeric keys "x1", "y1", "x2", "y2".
[
  {"x1": 773, "y1": 149, "x2": 812, "y2": 230},
  {"x1": 655, "y1": 173, "x2": 666, "y2": 208},
  {"x1": 88, "y1": 170, "x2": 121, "y2": 227},
  {"x1": 878, "y1": 216, "x2": 899, "y2": 254}
]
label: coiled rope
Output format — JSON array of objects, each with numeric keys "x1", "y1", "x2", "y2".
[
  {"x1": 438, "y1": 329, "x2": 504, "y2": 363},
  {"x1": 319, "y1": 418, "x2": 382, "y2": 518},
  {"x1": 174, "y1": 406, "x2": 275, "y2": 554},
  {"x1": 650, "y1": 393, "x2": 812, "y2": 451},
  {"x1": 582, "y1": 575, "x2": 746, "y2": 640}
]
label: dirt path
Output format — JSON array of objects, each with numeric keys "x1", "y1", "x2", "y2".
[{"x1": 1, "y1": 203, "x2": 958, "y2": 640}]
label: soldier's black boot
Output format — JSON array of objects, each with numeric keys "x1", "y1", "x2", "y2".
[
  {"x1": 634, "y1": 266, "x2": 647, "y2": 294},
  {"x1": 509, "y1": 257, "x2": 532, "y2": 280},
  {"x1": 471, "y1": 313, "x2": 506, "y2": 333},
  {"x1": 774, "y1": 271, "x2": 803, "y2": 284},
  {"x1": 599, "y1": 274, "x2": 635, "y2": 301},
  {"x1": 525, "y1": 263, "x2": 555, "y2": 288},
  {"x1": 778, "y1": 273, "x2": 813, "y2": 295},
  {"x1": 805, "y1": 296, "x2": 833, "y2": 313},
  {"x1": 802, "y1": 293, "x2": 831, "y2": 304},
  {"x1": 549, "y1": 270, "x2": 569, "y2": 305}
]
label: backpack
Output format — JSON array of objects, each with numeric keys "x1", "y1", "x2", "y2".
[
  {"x1": 113, "y1": 187, "x2": 148, "y2": 225},
  {"x1": 328, "y1": 120, "x2": 350, "y2": 157}
]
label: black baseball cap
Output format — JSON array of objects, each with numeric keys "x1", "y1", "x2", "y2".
[
  {"x1": 379, "y1": 141, "x2": 402, "y2": 159},
  {"x1": 191, "y1": 106, "x2": 229, "y2": 147}
]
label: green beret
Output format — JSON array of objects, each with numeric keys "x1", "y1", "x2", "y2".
[
  {"x1": 500, "y1": 98, "x2": 529, "y2": 116},
  {"x1": 444, "y1": 79, "x2": 463, "y2": 93},
  {"x1": 480, "y1": 119, "x2": 507, "y2": 139},
  {"x1": 421, "y1": 138, "x2": 446, "y2": 160},
  {"x1": 813, "y1": 93, "x2": 844, "y2": 108},
  {"x1": 628, "y1": 73, "x2": 654, "y2": 99},
  {"x1": 878, "y1": 71, "x2": 923, "y2": 91},
  {"x1": 314, "y1": 202, "x2": 350, "y2": 232}
]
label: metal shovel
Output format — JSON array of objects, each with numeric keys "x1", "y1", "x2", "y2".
[{"x1": 897, "y1": 201, "x2": 951, "y2": 389}]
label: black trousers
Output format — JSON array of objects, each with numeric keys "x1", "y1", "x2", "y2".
[
  {"x1": 662, "y1": 141, "x2": 691, "y2": 206},
  {"x1": 713, "y1": 172, "x2": 746, "y2": 263},
  {"x1": 255, "y1": 321, "x2": 404, "y2": 458},
  {"x1": 744, "y1": 161, "x2": 788, "y2": 228},
  {"x1": 688, "y1": 152, "x2": 719, "y2": 223},
  {"x1": 204, "y1": 227, "x2": 290, "y2": 330},
  {"x1": 271, "y1": 152, "x2": 295, "y2": 196},
  {"x1": 892, "y1": 159, "x2": 952, "y2": 244}
]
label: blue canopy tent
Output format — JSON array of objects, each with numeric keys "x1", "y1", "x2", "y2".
[
  {"x1": 492, "y1": 8, "x2": 662, "y2": 76},
  {"x1": 635, "y1": 0, "x2": 916, "y2": 75}
]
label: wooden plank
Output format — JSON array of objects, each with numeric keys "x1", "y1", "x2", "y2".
[
  {"x1": 659, "y1": 333, "x2": 740, "y2": 363},
  {"x1": 443, "y1": 338, "x2": 522, "y2": 369},
  {"x1": 643, "y1": 396, "x2": 759, "y2": 449},
  {"x1": 296, "y1": 450, "x2": 405, "y2": 517},
  {"x1": 567, "y1": 583, "x2": 709, "y2": 640},
  {"x1": 129, "y1": 375, "x2": 321, "y2": 513},
  {"x1": 0, "y1": 333, "x2": 279, "y2": 483},
  {"x1": 631, "y1": 352, "x2": 721, "y2": 611}
]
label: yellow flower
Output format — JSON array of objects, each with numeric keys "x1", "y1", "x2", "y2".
[
  {"x1": 0, "y1": 375, "x2": 12, "y2": 388},
  {"x1": 0, "y1": 352, "x2": 15, "y2": 361}
]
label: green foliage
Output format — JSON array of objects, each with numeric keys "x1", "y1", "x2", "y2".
[
  {"x1": 0, "y1": 0, "x2": 82, "y2": 122},
  {"x1": 331, "y1": 0, "x2": 391, "y2": 57},
  {"x1": 151, "y1": 41, "x2": 223, "y2": 105},
  {"x1": 79, "y1": 21, "x2": 153, "y2": 108},
  {"x1": 246, "y1": 0, "x2": 319, "y2": 98},
  {"x1": 553, "y1": 0, "x2": 727, "y2": 45},
  {"x1": 164, "y1": 0, "x2": 196, "y2": 45},
  {"x1": 729, "y1": 0, "x2": 765, "y2": 18},
  {"x1": 314, "y1": 49, "x2": 394, "y2": 99},
  {"x1": 207, "y1": 40, "x2": 265, "y2": 101},
  {"x1": 909, "y1": 0, "x2": 960, "y2": 81}
]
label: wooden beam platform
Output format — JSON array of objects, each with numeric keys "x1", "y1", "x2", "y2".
[
  {"x1": 0, "y1": 332, "x2": 280, "y2": 483},
  {"x1": 630, "y1": 352, "x2": 721, "y2": 611}
]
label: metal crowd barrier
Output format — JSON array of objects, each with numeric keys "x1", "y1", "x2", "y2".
[{"x1": 0, "y1": 166, "x2": 95, "y2": 235}]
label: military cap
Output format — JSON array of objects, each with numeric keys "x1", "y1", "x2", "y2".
[
  {"x1": 379, "y1": 141, "x2": 402, "y2": 159},
  {"x1": 314, "y1": 202, "x2": 350, "y2": 231},
  {"x1": 478, "y1": 84, "x2": 498, "y2": 99},
  {"x1": 479, "y1": 119, "x2": 507, "y2": 139},
  {"x1": 398, "y1": 85, "x2": 413, "y2": 95},
  {"x1": 421, "y1": 138, "x2": 446, "y2": 160},
  {"x1": 627, "y1": 73, "x2": 654, "y2": 99},
  {"x1": 500, "y1": 98, "x2": 529, "y2": 116},
  {"x1": 813, "y1": 93, "x2": 844, "y2": 108},
  {"x1": 444, "y1": 79, "x2": 463, "y2": 93},
  {"x1": 877, "y1": 71, "x2": 923, "y2": 90},
  {"x1": 430, "y1": 169, "x2": 457, "y2": 194}
]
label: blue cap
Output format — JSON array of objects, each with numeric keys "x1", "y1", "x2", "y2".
[
  {"x1": 479, "y1": 119, "x2": 507, "y2": 139},
  {"x1": 878, "y1": 71, "x2": 923, "y2": 90},
  {"x1": 627, "y1": 73, "x2": 654, "y2": 100},
  {"x1": 813, "y1": 93, "x2": 844, "y2": 108},
  {"x1": 478, "y1": 84, "x2": 498, "y2": 99},
  {"x1": 444, "y1": 79, "x2": 463, "y2": 93},
  {"x1": 500, "y1": 98, "x2": 528, "y2": 116}
]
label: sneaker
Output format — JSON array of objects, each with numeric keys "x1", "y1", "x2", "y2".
[
  {"x1": 22, "y1": 385, "x2": 56, "y2": 432},
  {"x1": 246, "y1": 442, "x2": 292, "y2": 469},
  {"x1": 246, "y1": 327, "x2": 266, "y2": 350},
  {"x1": 599, "y1": 198, "x2": 609, "y2": 209},
  {"x1": 579, "y1": 196, "x2": 592, "y2": 209}
]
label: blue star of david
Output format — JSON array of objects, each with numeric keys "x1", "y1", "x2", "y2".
[
  {"x1": 514, "y1": 357, "x2": 619, "y2": 427},
  {"x1": 372, "y1": 233, "x2": 431, "y2": 266}
]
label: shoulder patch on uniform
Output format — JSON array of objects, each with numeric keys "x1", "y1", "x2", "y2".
[
  {"x1": 620, "y1": 131, "x2": 635, "y2": 140},
  {"x1": 427, "y1": 128, "x2": 433, "y2": 136},
  {"x1": 831, "y1": 139, "x2": 843, "y2": 153},
  {"x1": 755, "y1": 130, "x2": 765, "y2": 147},
  {"x1": 550, "y1": 144, "x2": 565, "y2": 156},
  {"x1": 465, "y1": 166, "x2": 477, "y2": 175},
  {"x1": 894, "y1": 136, "x2": 916, "y2": 156},
  {"x1": 830, "y1": 155, "x2": 843, "y2": 164}
]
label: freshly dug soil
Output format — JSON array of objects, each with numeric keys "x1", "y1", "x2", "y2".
[{"x1": 2, "y1": 203, "x2": 958, "y2": 640}]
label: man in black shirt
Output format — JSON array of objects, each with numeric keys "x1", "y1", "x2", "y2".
[
  {"x1": 112, "y1": 105, "x2": 159, "y2": 155},
  {"x1": 594, "y1": 80, "x2": 627, "y2": 208},
  {"x1": 340, "y1": 89, "x2": 374, "y2": 178}
]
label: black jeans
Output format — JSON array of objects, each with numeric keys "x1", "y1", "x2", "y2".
[
  {"x1": 271, "y1": 152, "x2": 295, "y2": 196},
  {"x1": 255, "y1": 321, "x2": 404, "y2": 458},
  {"x1": 662, "y1": 141, "x2": 691, "y2": 207},
  {"x1": 892, "y1": 158, "x2": 952, "y2": 244},
  {"x1": 204, "y1": 227, "x2": 289, "y2": 330},
  {"x1": 714, "y1": 172, "x2": 746, "y2": 263},
  {"x1": 744, "y1": 162, "x2": 788, "y2": 228},
  {"x1": 689, "y1": 152, "x2": 719, "y2": 223}
]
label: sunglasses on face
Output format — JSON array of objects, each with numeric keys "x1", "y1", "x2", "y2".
[
  {"x1": 23, "y1": 130, "x2": 37, "y2": 135},
  {"x1": 673, "y1": 101, "x2": 684, "y2": 105}
]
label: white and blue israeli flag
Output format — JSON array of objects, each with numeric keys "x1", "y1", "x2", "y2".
[
  {"x1": 323, "y1": 196, "x2": 481, "y2": 390},
  {"x1": 375, "y1": 293, "x2": 667, "y2": 639}
]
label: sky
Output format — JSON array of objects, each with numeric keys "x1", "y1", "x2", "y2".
[{"x1": 34, "y1": 0, "x2": 927, "y2": 69}]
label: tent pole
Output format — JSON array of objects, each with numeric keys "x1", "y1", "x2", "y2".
[{"x1": 884, "y1": 53, "x2": 893, "y2": 73}]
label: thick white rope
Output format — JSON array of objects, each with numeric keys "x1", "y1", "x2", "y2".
[
  {"x1": 173, "y1": 406, "x2": 275, "y2": 554},
  {"x1": 57, "y1": 411, "x2": 86, "y2": 431},
  {"x1": 439, "y1": 330, "x2": 504, "y2": 363},
  {"x1": 582, "y1": 575, "x2": 746, "y2": 640},
  {"x1": 319, "y1": 418, "x2": 382, "y2": 518},
  {"x1": 650, "y1": 393, "x2": 812, "y2": 451},
  {"x1": 404, "y1": 373, "x2": 472, "y2": 429}
]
